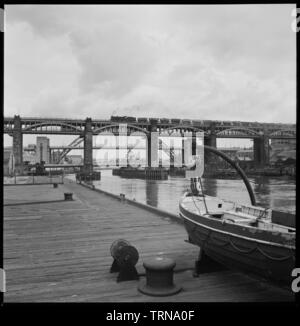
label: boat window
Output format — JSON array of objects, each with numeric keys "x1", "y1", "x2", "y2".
[{"x1": 212, "y1": 214, "x2": 223, "y2": 218}]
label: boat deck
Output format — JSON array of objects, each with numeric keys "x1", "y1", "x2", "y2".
[
  {"x1": 181, "y1": 195, "x2": 296, "y2": 232},
  {"x1": 3, "y1": 180, "x2": 294, "y2": 302}
]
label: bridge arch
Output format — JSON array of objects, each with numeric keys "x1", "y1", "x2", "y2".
[
  {"x1": 216, "y1": 127, "x2": 260, "y2": 137},
  {"x1": 163, "y1": 125, "x2": 207, "y2": 135},
  {"x1": 55, "y1": 124, "x2": 149, "y2": 163},
  {"x1": 93, "y1": 123, "x2": 149, "y2": 135},
  {"x1": 269, "y1": 129, "x2": 296, "y2": 138},
  {"x1": 23, "y1": 122, "x2": 83, "y2": 133}
]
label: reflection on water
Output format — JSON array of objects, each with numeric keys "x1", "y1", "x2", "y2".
[
  {"x1": 202, "y1": 178, "x2": 217, "y2": 198},
  {"x1": 146, "y1": 181, "x2": 159, "y2": 207},
  {"x1": 87, "y1": 170, "x2": 295, "y2": 215}
]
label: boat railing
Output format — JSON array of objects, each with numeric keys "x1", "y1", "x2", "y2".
[
  {"x1": 257, "y1": 219, "x2": 295, "y2": 233},
  {"x1": 240, "y1": 205, "x2": 271, "y2": 219}
]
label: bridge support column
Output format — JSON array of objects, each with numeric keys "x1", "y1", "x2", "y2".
[
  {"x1": 181, "y1": 135, "x2": 185, "y2": 168},
  {"x1": 204, "y1": 133, "x2": 216, "y2": 165},
  {"x1": 191, "y1": 131, "x2": 196, "y2": 156},
  {"x1": 253, "y1": 135, "x2": 269, "y2": 168},
  {"x1": 116, "y1": 134, "x2": 119, "y2": 167},
  {"x1": 205, "y1": 122, "x2": 217, "y2": 148},
  {"x1": 170, "y1": 139, "x2": 175, "y2": 170},
  {"x1": 158, "y1": 139, "x2": 162, "y2": 168},
  {"x1": 264, "y1": 136, "x2": 270, "y2": 166},
  {"x1": 147, "y1": 121, "x2": 158, "y2": 168},
  {"x1": 83, "y1": 118, "x2": 93, "y2": 174},
  {"x1": 147, "y1": 135, "x2": 151, "y2": 167},
  {"x1": 204, "y1": 134, "x2": 217, "y2": 148},
  {"x1": 13, "y1": 115, "x2": 23, "y2": 175}
]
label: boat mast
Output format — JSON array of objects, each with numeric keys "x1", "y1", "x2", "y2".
[
  {"x1": 198, "y1": 177, "x2": 209, "y2": 215},
  {"x1": 190, "y1": 177, "x2": 209, "y2": 216}
]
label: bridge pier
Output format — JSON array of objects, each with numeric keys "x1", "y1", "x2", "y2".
[
  {"x1": 159, "y1": 139, "x2": 162, "y2": 168},
  {"x1": 83, "y1": 118, "x2": 93, "y2": 174},
  {"x1": 205, "y1": 122, "x2": 217, "y2": 148},
  {"x1": 13, "y1": 115, "x2": 23, "y2": 175},
  {"x1": 170, "y1": 139, "x2": 175, "y2": 169},
  {"x1": 204, "y1": 134, "x2": 217, "y2": 149},
  {"x1": 181, "y1": 135, "x2": 185, "y2": 167},
  {"x1": 192, "y1": 131, "x2": 196, "y2": 156},
  {"x1": 115, "y1": 134, "x2": 119, "y2": 167},
  {"x1": 147, "y1": 120, "x2": 158, "y2": 167},
  {"x1": 253, "y1": 135, "x2": 269, "y2": 168},
  {"x1": 204, "y1": 129, "x2": 217, "y2": 165},
  {"x1": 147, "y1": 135, "x2": 151, "y2": 167}
]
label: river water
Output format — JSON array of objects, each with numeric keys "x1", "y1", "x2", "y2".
[{"x1": 88, "y1": 170, "x2": 295, "y2": 215}]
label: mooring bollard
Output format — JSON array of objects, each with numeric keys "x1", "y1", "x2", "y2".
[
  {"x1": 138, "y1": 257, "x2": 182, "y2": 296},
  {"x1": 53, "y1": 183, "x2": 58, "y2": 188},
  {"x1": 64, "y1": 192, "x2": 73, "y2": 201},
  {"x1": 120, "y1": 193, "x2": 126, "y2": 202}
]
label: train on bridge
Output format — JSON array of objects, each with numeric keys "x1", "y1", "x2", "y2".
[{"x1": 110, "y1": 116, "x2": 295, "y2": 129}]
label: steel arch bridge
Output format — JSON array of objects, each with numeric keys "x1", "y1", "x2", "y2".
[
  {"x1": 4, "y1": 116, "x2": 296, "y2": 139},
  {"x1": 5, "y1": 115, "x2": 295, "y2": 172}
]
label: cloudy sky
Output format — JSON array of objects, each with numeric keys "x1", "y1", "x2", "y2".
[{"x1": 5, "y1": 4, "x2": 296, "y2": 124}]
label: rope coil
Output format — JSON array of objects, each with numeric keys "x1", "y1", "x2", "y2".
[{"x1": 189, "y1": 224, "x2": 294, "y2": 262}]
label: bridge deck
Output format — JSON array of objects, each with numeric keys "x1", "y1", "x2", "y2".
[
  {"x1": 4, "y1": 181, "x2": 294, "y2": 302},
  {"x1": 4, "y1": 116, "x2": 296, "y2": 138}
]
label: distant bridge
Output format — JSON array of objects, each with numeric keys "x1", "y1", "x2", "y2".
[
  {"x1": 4, "y1": 116, "x2": 296, "y2": 138},
  {"x1": 5, "y1": 115, "x2": 296, "y2": 174}
]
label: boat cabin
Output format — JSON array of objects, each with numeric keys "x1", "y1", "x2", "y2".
[{"x1": 182, "y1": 193, "x2": 295, "y2": 233}]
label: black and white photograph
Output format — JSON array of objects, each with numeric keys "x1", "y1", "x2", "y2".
[{"x1": 2, "y1": 3, "x2": 297, "y2": 306}]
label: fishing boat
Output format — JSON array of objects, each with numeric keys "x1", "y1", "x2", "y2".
[{"x1": 179, "y1": 177, "x2": 295, "y2": 285}]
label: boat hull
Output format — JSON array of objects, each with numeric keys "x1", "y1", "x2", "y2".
[{"x1": 179, "y1": 202, "x2": 295, "y2": 286}]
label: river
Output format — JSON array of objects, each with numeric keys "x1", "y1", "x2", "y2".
[{"x1": 88, "y1": 170, "x2": 295, "y2": 215}]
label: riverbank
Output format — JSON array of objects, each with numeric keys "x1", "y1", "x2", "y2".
[{"x1": 4, "y1": 180, "x2": 293, "y2": 302}]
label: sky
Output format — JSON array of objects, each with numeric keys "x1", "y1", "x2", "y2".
[{"x1": 4, "y1": 4, "x2": 296, "y2": 148}]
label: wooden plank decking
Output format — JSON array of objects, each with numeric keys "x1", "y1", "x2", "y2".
[{"x1": 3, "y1": 180, "x2": 294, "y2": 302}]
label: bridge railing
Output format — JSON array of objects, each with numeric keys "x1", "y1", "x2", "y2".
[{"x1": 3, "y1": 170, "x2": 64, "y2": 186}]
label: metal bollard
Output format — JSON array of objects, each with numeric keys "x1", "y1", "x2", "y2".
[
  {"x1": 138, "y1": 257, "x2": 182, "y2": 296},
  {"x1": 64, "y1": 192, "x2": 73, "y2": 201}
]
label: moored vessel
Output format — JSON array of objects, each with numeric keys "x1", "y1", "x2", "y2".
[{"x1": 179, "y1": 178, "x2": 295, "y2": 285}]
